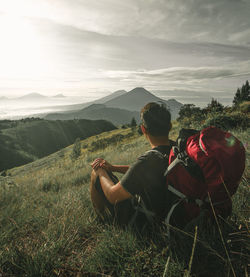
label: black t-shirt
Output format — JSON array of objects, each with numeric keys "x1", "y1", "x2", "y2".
[{"x1": 120, "y1": 144, "x2": 174, "y2": 221}]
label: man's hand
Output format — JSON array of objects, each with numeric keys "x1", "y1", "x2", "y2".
[
  {"x1": 91, "y1": 158, "x2": 129, "y2": 174},
  {"x1": 90, "y1": 158, "x2": 132, "y2": 204},
  {"x1": 91, "y1": 158, "x2": 113, "y2": 172}
]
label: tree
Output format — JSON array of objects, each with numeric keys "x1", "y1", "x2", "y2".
[
  {"x1": 204, "y1": 98, "x2": 224, "y2": 114},
  {"x1": 130, "y1": 117, "x2": 137, "y2": 130},
  {"x1": 242, "y1": 80, "x2": 250, "y2": 101},
  {"x1": 71, "y1": 137, "x2": 81, "y2": 160},
  {"x1": 233, "y1": 88, "x2": 241, "y2": 106},
  {"x1": 178, "y1": 104, "x2": 203, "y2": 121},
  {"x1": 177, "y1": 104, "x2": 204, "y2": 128},
  {"x1": 233, "y1": 80, "x2": 250, "y2": 106}
]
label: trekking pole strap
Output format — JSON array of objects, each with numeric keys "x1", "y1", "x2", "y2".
[
  {"x1": 168, "y1": 185, "x2": 204, "y2": 207},
  {"x1": 168, "y1": 185, "x2": 186, "y2": 199},
  {"x1": 129, "y1": 196, "x2": 155, "y2": 226},
  {"x1": 165, "y1": 198, "x2": 183, "y2": 237}
]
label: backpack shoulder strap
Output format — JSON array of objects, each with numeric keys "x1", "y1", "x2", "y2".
[{"x1": 145, "y1": 149, "x2": 169, "y2": 160}]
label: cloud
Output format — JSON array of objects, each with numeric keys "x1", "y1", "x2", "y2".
[
  {"x1": 102, "y1": 61, "x2": 250, "y2": 92},
  {"x1": 1, "y1": 0, "x2": 250, "y2": 46},
  {"x1": 104, "y1": 62, "x2": 250, "y2": 80},
  {"x1": 27, "y1": 17, "x2": 250, "y2": 71},
  {"x1": 229, "y1": 28, "x2": 250, "y2": 45},
  {"x1": 0, "y1": 0, "x2": 249, "y2": 97}
]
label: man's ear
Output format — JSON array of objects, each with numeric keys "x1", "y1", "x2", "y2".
[{"x1": 141, "y1": 124, "x2": 147, "y2": 134}]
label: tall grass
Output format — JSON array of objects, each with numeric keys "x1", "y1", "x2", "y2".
[{"x1": 0, "y1": 126, "x2": 249, "y2": 276}]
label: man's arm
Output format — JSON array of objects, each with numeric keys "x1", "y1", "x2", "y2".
[
  {"x1": 96, "y1": 168, "x2": 132, "y2": 204},
  {"x1": 91, "y1": 158, "x2": 129, "y2": 174},
  {"x1": 110, "y1": 165, "x2": 129, "y2": 174}
]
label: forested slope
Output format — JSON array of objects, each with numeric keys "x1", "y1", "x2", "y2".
[{"x1": 0, "y1": 118, "x2": 116, "y2": 170}]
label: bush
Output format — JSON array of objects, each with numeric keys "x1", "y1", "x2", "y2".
[
  {"x1": 177, "y1": 104, "x2": 205, "y2": 129},
  {"x1": 41, "y1": 180, "x2": 61, "y2": 192},
  {"x1": 239, "y1": 101, "x2": 250, "y2": 113},
  {"x1": 71, "y1": 138, "x2": 81, "y2": 160},
  {"x1": 130, "y1": 117, "x2": 137, "y2": 131},
  {"x1": 204, "y1": 98, "x2": 224, "y2": 114},
  {"x1": 203, "y1": 113, "x2": 249, "y2": 130}
]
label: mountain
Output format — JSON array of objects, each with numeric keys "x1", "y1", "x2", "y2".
[
  {"x1": 0, "y1": 118, "x2": 116, "y2": 170},
  {"x1": 39, "y1": 90, "x2": 128, "y2": 114},
  {"x1": 164, "y1": 98, "x2": 183, "y2": 120},
  {"x1": 94, "y1": 90, "x2": 127, "y2": 104},
  {"x1": 0, "y1": 96, "x2": 8, "y2": 100},
  {"x1": 104, "y1": 87, "x2": 182, "y2": 119},
  {"x1": 43, "y1": 87, "x2": 183, "y2": 122},
  {"x1": 104, "y1": 87, "x2": 162, "y2": 111},
  {"x1": 53, "y1": 93, "x2": 66, "y2": 98},
  {"x1": 45, "y1": 103, "x2": 140, "y2": 125},
  {"x1": 17, "y1": 93, "x2": 48, "y2": 101}
]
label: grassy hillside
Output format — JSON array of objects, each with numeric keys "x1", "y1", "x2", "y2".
[
  {"x1": 0, "y1": 122, "x2": 248, "y2": 276},
  {"x1": 0, "y1": 118, "x2": 116, "y2": 171}
]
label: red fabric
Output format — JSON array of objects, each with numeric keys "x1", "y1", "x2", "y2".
[{"x1": 167, "y1": 126, "x2": 245, "y2": 221}]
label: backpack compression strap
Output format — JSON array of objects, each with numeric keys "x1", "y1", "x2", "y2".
[{"x1": 129, "y1": 195, "x2": 155, "y2": 226}]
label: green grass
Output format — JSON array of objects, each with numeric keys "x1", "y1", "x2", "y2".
[{"x1": 0, "y1": 125, "x2": 249, "y2": 276}]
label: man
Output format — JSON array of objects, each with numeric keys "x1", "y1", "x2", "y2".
[{"x1": 90, "y1": 102, "x2": 176, "y2": 230}]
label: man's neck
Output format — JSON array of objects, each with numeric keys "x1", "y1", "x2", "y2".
[{"x1": 148, "y1": 135, "x2": 170, "y2": 149}]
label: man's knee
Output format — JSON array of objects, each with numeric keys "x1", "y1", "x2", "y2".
[
  {"x1": 90, "y1": 169, "x2": 107, "y2": 215},
  {"x1": 91, "y1": 169, "x2": 97, "y2": 184}
]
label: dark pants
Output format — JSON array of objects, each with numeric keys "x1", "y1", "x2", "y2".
[{"x1": 90, "y1": 170, "x2": 134, "y2": 225}]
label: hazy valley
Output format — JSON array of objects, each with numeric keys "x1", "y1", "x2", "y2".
[{"x1": 1, "y1": 87, "x2": 183, "y2": 121}]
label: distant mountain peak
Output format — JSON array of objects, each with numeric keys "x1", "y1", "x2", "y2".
[
  {"x1": 128, "y1": 87, "x2": 156, "y2": 98},
  {"x1": 53, "y1": 93, "x2": 65, "y2": 98},
  {"x1": 113, "y1": 89, "x2": 127, "y2": 93},
  {"x1": 129, "y1": 87, "x2": 150, "y2": 93},
  {"x1": 103, "y1": 87, "x2": 182, "y2": 119},
  {"x1": 18, "y1": 93, "x2": 47, "y2": 100}
]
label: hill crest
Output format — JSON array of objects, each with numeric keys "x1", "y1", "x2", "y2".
[{"x1": 18, "y1": 93, "x2": 47, "y2": 100}]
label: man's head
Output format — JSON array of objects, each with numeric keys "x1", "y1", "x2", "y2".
[{"x1": 140, "y1": 102, "x2": 171, "y2": 137}]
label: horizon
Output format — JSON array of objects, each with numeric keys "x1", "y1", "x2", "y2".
[
  {"x1": 0, "y1": 1, "x2": 250, "y2": 104},
  {"x1": 0, "y1": 86, "x2": 240, "y2": 121}
]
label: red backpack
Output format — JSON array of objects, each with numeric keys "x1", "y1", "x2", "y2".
[{"x1": 165, "y1": 126, "x2": 246, "y2": 228}]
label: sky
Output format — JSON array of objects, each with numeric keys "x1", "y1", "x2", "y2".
[{"x1": 0, "y1": 0, "x2": 249, "y2": 105}]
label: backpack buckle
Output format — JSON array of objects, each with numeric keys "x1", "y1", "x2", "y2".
[
  {"x1": 185, "y1": 198, "x2": 204, "y2": 207},
  {"x1": 177, "y1": 151, "x2": 189, "y2": 166}
]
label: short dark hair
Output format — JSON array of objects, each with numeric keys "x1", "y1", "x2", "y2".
[{"x1": 140, "y1": 102, "x2": 171, "y2": 136}]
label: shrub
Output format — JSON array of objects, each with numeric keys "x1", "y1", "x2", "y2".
[
  {"x1": 130, "y1": 117, "x2": 137, "y2": 131},
  {"x1": 41, "y1": 180, "x2": 61, "y2": 192},
  {"x1": 239, "y1": 101, "x2": 250, "y2": 113},
  {"x1": 203, "y1": 98, "x2": 224, "y2": 114},
  {"x1": 71, "y1": 138, "x2": 81, "y2": 160},
  {"x1": 177, "y1": 104, "x2": 205, "y2": 128},
  {"x1": 203, "y1": 113, "x2": 249, "y2": 130}
]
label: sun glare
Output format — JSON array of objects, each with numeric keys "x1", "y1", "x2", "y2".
[{"x1": 0, "y1": 14, "x2": 47, "y2": 80}]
